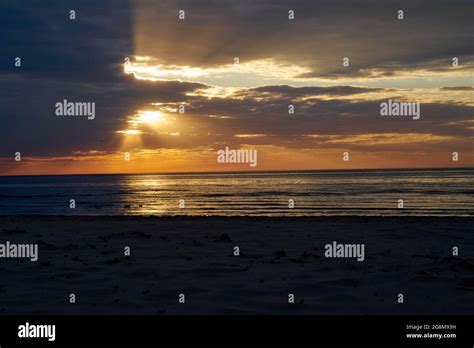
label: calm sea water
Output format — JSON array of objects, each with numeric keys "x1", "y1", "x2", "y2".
[{"x1": 0, "y1": 169, "x2": 472, "y2": 216}]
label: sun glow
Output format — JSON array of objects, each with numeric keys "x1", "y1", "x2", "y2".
[
  {"x1": 116, "y1": 109, "x2": 168, "y2": 137},
  {"x1": 116, "y1": 129, "x2": 142, "y2": 135},
  {"x1": 127, "y1": 110, "x2": 163, "y2": 127},
  {"x1": 124, "y1": 59, "x2": 205, "y2": 81},
  {"x1": 138, "y1": 110, "x2": 162, "y2": 123}
]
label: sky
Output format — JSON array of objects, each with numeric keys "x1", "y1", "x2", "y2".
[{"x1": 0, "y1": 0, "x2": 473, "y2": 175}]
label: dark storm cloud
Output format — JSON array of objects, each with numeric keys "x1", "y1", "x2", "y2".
[
  {"x1": 133, "y1": 0, "x2": 474, "y2": 78},
  {"x1": 0, "y1": 0, "x2": 133, "y2": 82},
  {"x1": 1, "y1": 0, "x2": 471, "y2": 81}
]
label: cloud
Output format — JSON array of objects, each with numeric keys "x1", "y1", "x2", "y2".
[
  {"x1": 132, "y1": 0, "x2": 474, "y2": 80},
  {"x1": 0, "y1": 0, "x2": 472, "y2": 174},
  {"x1": 440, "y1": 86, "x2": 474, "y2": 91},
  {"x1": 236, "y1": 85, "x2": 383, "y2": 99}
]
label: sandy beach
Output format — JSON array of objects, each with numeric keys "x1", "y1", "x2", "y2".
[{"x1": 0, "y1": 215, "x2": 472, "y2": 315}]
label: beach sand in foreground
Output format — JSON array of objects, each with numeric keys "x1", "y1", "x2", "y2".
[{"x1": 0, "y1": 216, "x2": 472, "y2": 315}]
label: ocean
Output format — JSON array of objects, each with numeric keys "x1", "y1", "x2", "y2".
[{"x1": 0, "y1": 169, "x2": 472, "y2": 216}]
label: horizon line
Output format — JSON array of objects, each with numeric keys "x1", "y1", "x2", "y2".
[{"x1": 0, "y1": 166, "x2": 472, "y2": 178}]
